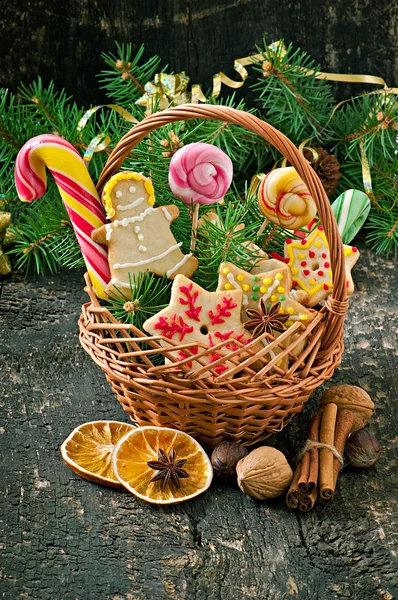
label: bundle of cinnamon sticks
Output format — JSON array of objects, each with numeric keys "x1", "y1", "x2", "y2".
[{"x1": 286, "y1": 403, "x2": 354, "y2": 511}]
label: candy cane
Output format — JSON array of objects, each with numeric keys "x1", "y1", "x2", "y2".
[{"x1": 14, "y1": 134, "x2": 111, "y2": 298}]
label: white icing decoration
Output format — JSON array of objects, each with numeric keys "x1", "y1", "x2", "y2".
[
  {"x1": 129, "y1": 185, "x2": 136, "y2": 193},
  {"x1": 110, "y1": 278, "x2": 132, "y2": 289},
  {"x1": 105, "y1": 223, "x2": 113, "y2": 241},
  {"x1": 113, "y1": 242, "x2": 182, "y2": 269},
  {"x1": 162, "y1": 207, "x2": 173, "y2": 221},
  {"x1": 166, "y1": 254, "x2": 192, "y2": 277},
  {"x1": 113, "y1": 207, "x2": 156, "y2": 228},
  {"x1": 116, "y1": 191, "x2": 123, "y2": 198},
  {"x1": 261, "y1": 278, "x2": 280, "y2": 302},
  {"x1": 226, "y1": 272, "x2": 248, "y2": 306},
  {"x1": 134, "y1": 226, "x2": 140, "y2": 233},
  {"x1": 138, "y1": 234, "x2": 144, "y2": 241},
  {"x1": 289, "y1": 290, "x2": 300, "y2": 301},
  {"x1": 116, "y1": 196, "x2": 145, "y2": 211},
  {"x1": 138, "y1": 245, "x2": 147, "y2": 252}
]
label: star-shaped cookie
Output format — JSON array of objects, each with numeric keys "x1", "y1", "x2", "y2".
[
  {"x1": 216, "y1": 261, "x2": 316, "y2": 361},
  {"x1": 143, "y1": 275, "x2": 260, "y2": 376},
  {"x1": 284, "y1": 225, "x2": 360, "y2": 307}
]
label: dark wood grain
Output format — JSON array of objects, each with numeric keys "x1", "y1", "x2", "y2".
[
  {"x1": 0, "y1": 0, "x2": 397, "y2": 104},
  {"x1": 0, "y1": 240, "x2": 397, "y2": 599}
]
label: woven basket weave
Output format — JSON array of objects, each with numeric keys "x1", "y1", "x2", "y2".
[{"x1": 79, "y1": 104, "x2": 348, "y2": 448}]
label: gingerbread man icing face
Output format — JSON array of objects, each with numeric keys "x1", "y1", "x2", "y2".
[
  {"x1": 91, "y1": 172, "x2": 198, "y2": 298},
  {"x1": 143, "y1": 275, "x2": 260, "y2": 376},
  {"x1": 284, "y1": 225, "x2": 359, "y2": 307}
]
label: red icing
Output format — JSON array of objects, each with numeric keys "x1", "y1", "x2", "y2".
[
  {"x1": 322, "y1": 253, "x2": 327, "y2": 258},
  {"x1": 269, "y1": 251, "x2": 286, "y2": 262},
  {"x1": 177, "y1": 346, "x2": 199, "y2": 368},
  {"x1": 318, "y1": 270, "x2": 324, "y2": 276},
  {"x1": 300, "y1": 261, "x2": 307, "y2": 267},
  {"x1": 309, "y1": 251, "x2": 316, "y2": 258},
  {"x1": 285, "y1": 238, "x2": 293, "y2": 245},
  {"x1": 318, "y1": 225, "x2": 324, "y2": 231},
  {"x1": 154, "y1": 314, "x2": 194, "y2": 341},
  {"x1": 214, "y1": 330, "x2": 234, "y2": 343},
  {"x1": 178, "y1": 283, "x2": 202, "y2": 321},
  {"x1": 301, "y1": 239, "x2": 307, "y2": 245},
  {"x1": 352, "y1": 247, "x2": 358, "y2": 253},
  {"x1": 303, "y1": 269, "x2": 310, "y2": 276},
  {"x1": 293, "y1": 281, "x2": 298, "y2": 287},
  {"x1": 208, "y1": 296, "x2": 237, "y2": 325},
  {"x1": 323, "y1": 284, "x2": 329, "y2": 290},
  {"x1": 324, "y1": 261, "x2": 330, "y2": 268},
  {"x1": 346, "y1": 281, "x2": 349, "y2": 287}
]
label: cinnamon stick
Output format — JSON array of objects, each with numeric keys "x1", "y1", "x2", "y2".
[
  {"x1": 298, "y1": 411, "x2": 322, "y2": 494},
  {"x1": 318, "y1": 402, "x2": 338, "y2": 503},
  {"x1": 333, "y1": 409, "x2": 354, "y2": 487},
  {"x1": 299, "y1": 488, "x2": 317, "y2": 512},
  {"x1": 286, "y1": 462, "x2": 302, "y2": 509}
]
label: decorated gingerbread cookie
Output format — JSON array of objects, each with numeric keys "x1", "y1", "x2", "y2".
[
  {"x1": 143, "y1": 275, "x2": 262, "y2": 376},
  {"x1": 217, "y1": 261, "x2": 314, "y2": 321},
  {"x1": 284, "y1": 225, "x2": 360, "y2": 307},
  {"x1": 91, "y1": 172, "x2": 198, "y2": 297},
  {"x1": 216, "y1": 262, "x2": 316, "y2": 364}
]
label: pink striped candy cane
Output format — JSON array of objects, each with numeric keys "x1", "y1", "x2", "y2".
[{"x1": 14, "y1": 134, "x2": 111, "y2": 298}]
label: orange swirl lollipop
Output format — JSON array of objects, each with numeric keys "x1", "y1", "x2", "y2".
[{"x1": 258, "y1": 167, "x2": 317, "y2": 230}]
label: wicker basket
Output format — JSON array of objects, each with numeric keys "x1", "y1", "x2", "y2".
[{"x1": 79, "y1": 104, "x2": 348, "y2": 448}]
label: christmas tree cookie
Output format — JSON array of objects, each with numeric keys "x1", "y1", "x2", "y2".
[
  {"x1": 284, "y1": 225, "x2": 360, "y2": 307},
  {"x1": 91, "y1": 172, "x2": 198, "y2": 297}
]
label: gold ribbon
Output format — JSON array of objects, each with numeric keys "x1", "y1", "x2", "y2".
[
  {"x1": 136, "y1": 72, "x2": 191, "y2": 111},
  {"x1": 77, "y1": 104, "x2": 138, "y2": 164},
  {"x1": 0, "y1": 211, "x2": 12, "y2": 275}
]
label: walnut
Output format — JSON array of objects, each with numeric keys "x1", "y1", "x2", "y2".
[
  {"x1": 236, "y1": 447, "x2": 293, "y2": 500},
  {"x1": 320, "y1": 385, "x2": 374, "y2": 432}
]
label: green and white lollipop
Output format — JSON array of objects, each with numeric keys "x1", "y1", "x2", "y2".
[{"x1": 331, "y1": 189, "x2": 371, "y2": 244}]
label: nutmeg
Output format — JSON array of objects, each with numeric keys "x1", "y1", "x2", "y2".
[
  {"x1": 211, "y1": 441, "x2": 248, "y2": 478},
  {"x1": 345, "y1": 429, "x2": 381, "y2": 468},
  {"x1": 320, "y1": 385, "x2": 374, "y2": 431},
  {"x1": 236, "y1": 446, "x2": 293, "y2": 500}
]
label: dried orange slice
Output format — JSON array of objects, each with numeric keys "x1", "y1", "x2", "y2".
[
  {"x1": 112, "y1": 426, "x2": 213, "y2": 504},
  {"x1": 60, "y1": 421, "x2": 135, "y2": 487}
]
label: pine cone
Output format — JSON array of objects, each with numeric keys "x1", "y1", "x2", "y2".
[{"x1": 304, "y1": 147, "x2": 341, "y2": 198}]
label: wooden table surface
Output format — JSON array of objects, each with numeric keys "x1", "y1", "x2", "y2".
[{"x1": 1, "y1": 241, "x2": 397, "y2": 600}]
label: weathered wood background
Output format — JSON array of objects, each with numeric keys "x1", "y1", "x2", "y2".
[
  {"x1": 1, "y1": 240, "x2": 397, "y2": 599},
  {"x1": 0, "y1": 0, "x2": 397, "y2": 104}
]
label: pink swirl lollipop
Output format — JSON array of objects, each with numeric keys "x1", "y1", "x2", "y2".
[{"x1": 168, "y1": 142, "x2": 233, "y2": 205}]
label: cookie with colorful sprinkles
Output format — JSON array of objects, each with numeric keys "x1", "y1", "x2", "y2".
[
  {"x1": 284, "y1": 225, "x2": 360, "y2": 307},
  {"x1": 216, "y1": 261, "x2": 315, "y2": 327}
]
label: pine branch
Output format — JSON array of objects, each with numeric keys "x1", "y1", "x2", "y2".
[
  {"x1": 99, "y1": 43, "x2": 164, "y2": 107},
  {"x1": 251, "y1": 40, "x2": 334, "y2": 142}
]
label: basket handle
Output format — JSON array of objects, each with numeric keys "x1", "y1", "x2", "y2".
[{"x1": 96, "y1": 104, "x2": 347, "y2": 347}]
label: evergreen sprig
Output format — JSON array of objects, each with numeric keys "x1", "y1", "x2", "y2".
[
  {"x1": 251, "y1": 40, "x2": 334, "y2": 142},
  {"x1": 103, "y1": 271, "x2": 172, "y2": 330}
]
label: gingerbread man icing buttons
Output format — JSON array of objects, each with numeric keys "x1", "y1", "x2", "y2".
[
  {"x1": 91, "y1": 172, "x2": 198, "y2": 297},
  {"x1": 284, "y1": 225, "x2": 360, "y2": 308},
  {"x1": 143, "y1": 275, "x2": 261, "y2": 376}
]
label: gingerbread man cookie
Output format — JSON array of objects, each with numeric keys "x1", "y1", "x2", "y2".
[
  {"x1": 284, "y1": 225, "x2": 359, "y2": 307},
  {"x1": 143, "y1": 275, "x2": 261, "y2": 376},
  {"x1": 91, "y1": 172, "x2": 198, "y2": 297}
]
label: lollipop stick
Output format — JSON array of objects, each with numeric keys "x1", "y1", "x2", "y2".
[
  {"x1": 190, "y1": 203, "x2": 200, "y2": 251},
  {"x1": 256, "y1": 217, "x2": 270, "y2": 237}
]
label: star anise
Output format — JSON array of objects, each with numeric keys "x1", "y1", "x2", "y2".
[
  {"x1": 244, "y1": 300, "x2": 290, "y2": 338},
  {"x1": 147, "y1": 448, "x2": 190, "y2": 491}
]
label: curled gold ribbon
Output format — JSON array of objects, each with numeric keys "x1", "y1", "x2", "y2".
[
  {"x1": 136, "y1": 72, "x2": 191, "y2": 111},
  {"x1": 77, "y1": 104, "x2": 138, "y2": 164}
]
